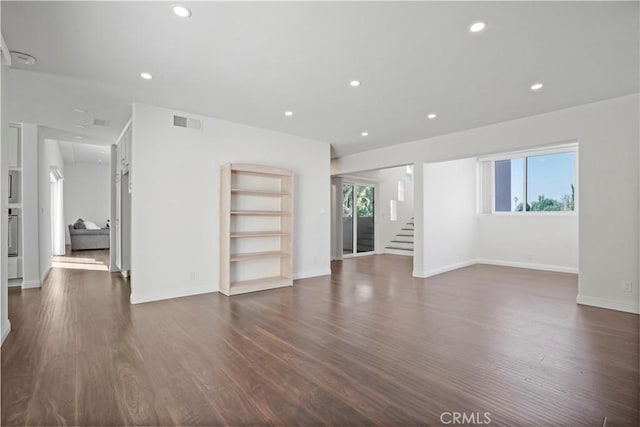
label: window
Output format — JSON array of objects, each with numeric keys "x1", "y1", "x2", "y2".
[{"x1": 494, "y1": 150, "x2": 576, "y2": 212}]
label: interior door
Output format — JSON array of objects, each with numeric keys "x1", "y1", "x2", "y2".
[{"x1": 120, "y1": 172, "x2": 131, "y2": 275}]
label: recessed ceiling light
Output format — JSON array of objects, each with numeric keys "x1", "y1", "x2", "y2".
[
  {"x1": 75, "y1": 136, "x2": 83, "y2": 139},
  {"x1": 470, "y1": 22, "x2": 487, "y2": 33},
  {"x1": 427, "y1": 113, "x2": 437, "y2": 119},
  {"x1": 350, "y1": 80, "x2": 361, "y2": 87},
  {"x1": 284, "y1": 111, "x2": 293, "y2": 117},
  {"x1": 530, "y1": 82, "x2": 544, "y2": 91},
  {"x1": 10, "y1": 51, "x2": 36, "y2": 65},
  {"x1": 75, "y1": 124, "x2": 86, "y2": 129},
  {"x1": 361, "y1": 132, "x2": 369, "y2": 137},
  {"x1": 140, "y1": 72, "x2": 153, "y2": 80},
  {"x1": 98, "y1": 159, "x2": 102, "y2": 162},
  {"x1": 172, "y1": 5, "x2": 191, "y2": 18},
  {"x1": 73, "y1": 108, "x2": 87, "y2": 114}
]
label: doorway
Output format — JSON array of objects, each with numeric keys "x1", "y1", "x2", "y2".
[{"x1": 342, "y1": 182, "x2": 375, "y2": 256}]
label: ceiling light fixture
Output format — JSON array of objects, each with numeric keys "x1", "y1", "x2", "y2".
[
  {"x1": 98, "y1": 159, "x2": 102, "y2": 162},
  {"x1": 140, "y1": 72, "x2": 153, "y2": 80},
  {"x1": 361, "y1": 132, "x2": 369, "y2": 137},
  {"x1": 75, "y1": 136, "x2": 83, "y2": 139},
  {"x1": 173, "y1": 5, "x2": 191, "y2": 18},
  {"x1": 75, "y1": 124, "x2": 86, "y2": 129},
  {"x1": 470, "y1": 22, "x2": 487, "y2": 33},
  {"x1": 350, "y1": 80, "x2": 361, "y2": 87},
  {"x1": 284, "y1": 111, "x2": 293, "y2": 117},
  {"x1": 10, "y1": 51, "x2": 36, "y2": 65},
  {"x1": 530, "y1": 82, "x2": 544, "y2": 91},
  {"x1": 73, "y1": 108, "x2": 87, "y2": 114},
  {"x1": 427, "y1": 113, "x2": 437, "y2": 119}
]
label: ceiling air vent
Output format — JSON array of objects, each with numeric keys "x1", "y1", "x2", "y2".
[
  {"x1": 173, "y1": 115, "x2": 202, "y2": 130},
  {"x1": 93, "y1": 118, "x2": 110, "y2": 127}
]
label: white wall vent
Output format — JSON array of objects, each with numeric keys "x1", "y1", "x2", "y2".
[{"x1": 173, "y1": 115, "x2": 202, "y2": 130}]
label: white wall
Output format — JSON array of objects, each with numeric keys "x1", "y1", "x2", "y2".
[
  {"x1": 130, "y1": 103, "x2": 331, "y2": 304},
  {"x1": 38, "y1": 138, "x2": 64, "y2": 281},
  {"x1": 422, "y1": 158, "x2": 478, "y2": 276},
  {"x1": 20, "y1": 123, "x2": 40, "y2": 287},
  {"x1": 63, "y1": 162, "x2": 110, "y2": 243},
  {"x1": 333, "y1": 94, "x2": 639, "y2": 314},
  {"x1": 477, "y1": 215, "x2": 578, "y2": 273}
]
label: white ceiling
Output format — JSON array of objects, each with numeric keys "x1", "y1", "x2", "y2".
[
  {"x1": 58, "y1": 140, "x2": 110, "y2": 165},
  {"x1": 3, "y1": 1, "x2": 638, "y2": 157}
]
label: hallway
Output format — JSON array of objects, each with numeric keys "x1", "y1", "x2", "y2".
[{"x1": 1, "y1": 253, "x2": 638, "y2": 425}]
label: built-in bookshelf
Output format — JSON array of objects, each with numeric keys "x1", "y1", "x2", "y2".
[{"x1": 219, "y1": 163, "x2": 293, "y2": 296}]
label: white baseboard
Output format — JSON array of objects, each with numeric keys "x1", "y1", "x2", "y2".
[
  {"x1": 384, "y1": 249, "x2": 413, "y2": 257},
  {"x1": 293, "y1": 269, "x2": 332, "y2": 280},
  {"x1": 576, "y1": 295, "x2": 639, "y2": 314},
  {"x1": 130, "y1": 284, "x2": 217, "y2": 305},
  {"x1": 40, "y1": 266, "x2": 52, "y2": 285},
  {"x1": 109, "y1": 265, "x2": 120, "y2": 273},
  {"x1": 22, "y1": 279, "x2": 42, "y2": 289},
  {"x1": 476, "y1": 259, "x2": 578, "y2": 274},
  {"x1": 415, "y1": 259, "x2": 477, "y2": 278},
  {"x1": 1, "y1": 320, "x2": 12, "y2": 345}
]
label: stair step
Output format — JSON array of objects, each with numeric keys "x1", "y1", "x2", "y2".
[
  {"x1": 385, "y1": 246, "x2": 414, "y2": 251},
  {"x1": 401, "y1": 228, "x2": 413, "y2": 231},
  {"x1": 391, "y1": 240, "x2": 413, "y2": 244},
  {"x1": 397, "y1": 233, "x2": 413, "y2": 237},
  {"x1": 406, "y1": 222, "x2": 414, "y2": 225}
]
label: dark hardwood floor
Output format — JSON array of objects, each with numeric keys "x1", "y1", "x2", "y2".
[{"x1": 1, "y1": 252, "x2": 638, "y2": 426}]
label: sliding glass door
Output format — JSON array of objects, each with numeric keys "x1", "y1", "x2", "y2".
[{"x1": 342, "y1": 183, "x2": 375, "y2": 256}]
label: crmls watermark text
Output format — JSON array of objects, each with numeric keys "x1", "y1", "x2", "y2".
[{"x1": 440, "y1": 411, "x2": 492, "y2": 425}]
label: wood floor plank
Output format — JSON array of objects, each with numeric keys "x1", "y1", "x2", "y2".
[{"x1": 2, "y1": 251, "x2": 638, "y2": 426}]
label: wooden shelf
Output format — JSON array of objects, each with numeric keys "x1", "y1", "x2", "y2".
[
  {"x1": 231, "y1": 189, "x2": 290, "y2": 197},
  {"x1": 230, "y1": 210, "x2": 289, "y2": 216},
  {"x1": 220, "y1": 163, "x2": 294, "y2": 296},
  {"x1": 228, "y1": 276, "x2": 292, "y2": 295},
  {"x1": 230, "y1": 231, "x2": 290, "y2": 238},
  {"x1": 230, "y1": 163, "x2": 294, "y2": 178},
  {"x1": 230, "y1": 251, "x2": 289, "y2": 262}
]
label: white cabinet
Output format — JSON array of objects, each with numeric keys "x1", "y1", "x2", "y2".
[
  {"x1": 7, "y1": 257, "x2": 21, "y2": 279},
  {"x1": 7, "y1": 124, "x2": 23, "y2": 280},
  {"x1": 7, "y1": 125, "x2": 20, "y2": 168}
]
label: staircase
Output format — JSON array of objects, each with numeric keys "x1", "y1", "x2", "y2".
[{"x1": 385, "y1": 218, "x2": 414, "y2": 256}]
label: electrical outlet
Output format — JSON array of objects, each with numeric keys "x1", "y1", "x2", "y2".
[{"x1": 622, "y1": 281, "x2": 632, "y2": 293}]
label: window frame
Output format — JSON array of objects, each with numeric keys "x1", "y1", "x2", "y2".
[{"x1": 486, "y1": 144, "x2": 578, "y2": 216}]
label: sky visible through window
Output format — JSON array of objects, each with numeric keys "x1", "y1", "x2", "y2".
[
  {"x1": 500, "y1": 151, "x2": 575, "y2": 212},
  {"x1": 527, "y1": 152, "x2": 575, "y2": 202}
]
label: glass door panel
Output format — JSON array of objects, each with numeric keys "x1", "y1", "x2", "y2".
[
  {"x1": 356, "y1": 186, "x2": 375, "y2": 253},
  {"x1": 342, "y1": 183, "x2": 354, "y2": 254}
]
